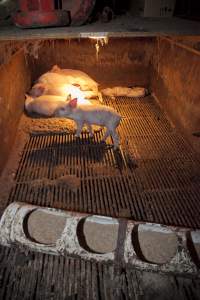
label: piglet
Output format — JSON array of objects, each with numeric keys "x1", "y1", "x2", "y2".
[
  {"x1": 55, "y1": 98, "x2": 121, "y2": 148},
  {"x1": 25, "y1": 94, "x2": 67, "y2": 117}
]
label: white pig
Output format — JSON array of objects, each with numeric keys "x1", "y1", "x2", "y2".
[
  {"x1": 50, "y1": 65, "x2": 98, "y2": 92},
  {"x1": 29, "y1": 82, "x2": 99, "y2": 100},
  {"x1": 55, "y1": 98, "x2": 121, "y2": 148},
  {"x1": 25, "y1": 94, "x2": 67, "y2": 116},
  {"x1": 35, "y1": 67, "x2": 102, "y2": 102},
  {"x1": 29, "y1": 82, "x2": 93, "y2": 105}
]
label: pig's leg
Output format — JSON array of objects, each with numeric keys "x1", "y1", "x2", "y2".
[
  {"x1": 102, "y1": 128, "x2": 111, "y2": 142},
  {"x1": 75, "y1": 121, "x2": 84, "y2": 137},
  {"x1": 106, "y1": 122, "x2": 120, "y2": 148},
  {"x1": 108, "y1": 118, "x2": 121, "y2": 149},
  {"x1": 87, "y1": 124, "x2": 94, "y2": 137},
  {"x1": 112, "y1": 131, "x2": 120, "y2": 149},
  {"x1": 98, "y1": 92, "x2": 103, "y2": 103}
]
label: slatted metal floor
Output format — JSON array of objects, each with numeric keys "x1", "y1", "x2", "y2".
[
  {"x1": 1, "y1": 95, "x2": 200, "y2": 299},
  {"x1": 8, "y1": 95, "x2": 200, "y2": 228}
]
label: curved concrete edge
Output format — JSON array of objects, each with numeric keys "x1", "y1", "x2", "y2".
[
  {"x1": 124, "y1": 223, "x2": 198, "y2": 275},
  {"x1": 0, "y1": 202, "x2": 20, "y2": 246},
  {"x1": 0, "y1": 202, "x2": 114, "y2": 262},
  {"x1": 61, "y1": 216, "x2": 115, "y2": 261},
  {"x1": 0, "y1": 202, "x2": 199, "y2": 276},
  {"x1": 11, "y1": 204, "x2": 67, "y2": 255}
]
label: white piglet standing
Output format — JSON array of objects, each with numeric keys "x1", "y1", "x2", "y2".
[{"x1": 55, "y1": 98, "x2": 121, "y2": 148}]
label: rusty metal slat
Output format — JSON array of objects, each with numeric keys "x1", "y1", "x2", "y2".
[
  {"x1": 92, "y1": 178, "x2": 101, "y2": 214},
  {"x1": 101, "y1": 177, "x2": 113, "y2": 216},
  {"x1": 173, "y1": 189, "x2": 199, "y2": 228},
  {"x1": 105, "y1": 177, "x2": 118, "y2": 217},
  {"x1": 81, "y1": 179, "x2": 89, "y2": 214},
  {"x1": 7, "y1": 94, "x2": 200, "y2": 228},
  {"x1": 96, "y1": 178, "x2": 106, "y2": 216},
  {"x1": 88, "y1": 178, "x2": 98, "y2": 214},
  {"x1": 120, "y1": 176, "x2": 142, "y2": 219},
  {"x1": 15, "y1": 139, "x2": 33, "y2": 181}
]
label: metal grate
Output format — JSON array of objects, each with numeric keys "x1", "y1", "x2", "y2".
[
  {"x1": 0, "y1": 246, "x2": 200, "y2": 300},
  {"x1": 2, "y1": 95, "x2": 200, "y2": 299},
  {"x1": 8, "y1": 96, "x2": 200, "y2": 228}
]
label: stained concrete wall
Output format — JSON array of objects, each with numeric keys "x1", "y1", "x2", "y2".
[
  {"x1": 29, "y1": 37, "x2": 155, "y2": 89},
  {"x1": 151, "y1": 37, "x2": 200, "y2": 152},
  {"x1": 0, "y1": 50, "x2": 31, "y2": 173}
]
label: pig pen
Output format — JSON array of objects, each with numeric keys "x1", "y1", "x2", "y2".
[{"x1": 0, "y1": 37, "x2": 200, "y2": 299}]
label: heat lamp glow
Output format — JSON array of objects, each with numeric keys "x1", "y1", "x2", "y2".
[{"x1": 62, "y1": 84, "x2": 92, "y2": 105}]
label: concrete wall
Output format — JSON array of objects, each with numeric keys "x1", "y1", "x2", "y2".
[
  {"x1": 29, "y1": 37, "x2": 155, "y2": 89},
  {"x1": 0, "y1": 50, "x2": 31, "y2": 173},
  {"x1": 151, "y1": 37, "x2": 200, "y2": 152}
]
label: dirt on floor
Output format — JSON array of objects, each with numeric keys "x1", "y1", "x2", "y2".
[
  {"x1": 30, "y1": 175, "x2": 81, "y2": 192},
  {"x1": 0, "y1": 113, "x2": 79, "y2": 212}
]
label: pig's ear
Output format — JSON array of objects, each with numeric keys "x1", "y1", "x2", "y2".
[
  {"x1": 69, "y1": 98, "x2": 78, "y2": 108},
  {"x1": 38, "y1": 84, "x2": 45, "y2": 92},
  {"x1": 66, "y1": 94, "x2": 71, "y2": 102},
  {"x1": 51, "y1": 65, "x2": 60, "y2": 72},
  {"x1": 25, "y1": 94, "x2": 31, "y2": 100}
]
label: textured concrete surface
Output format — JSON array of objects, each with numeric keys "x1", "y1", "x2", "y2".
[
  {"x1": 83, "y1": 216, "x2": 119, "y2": 253},
  {"x1": 138, "y1": 228, "x2": 178, "y2": 264},
  {"x1": 27, "y1": 210, "x2": 67, "y2": 245},
  {"x1": 0, "y1": 202, "x2": 199, "y2": 275}
]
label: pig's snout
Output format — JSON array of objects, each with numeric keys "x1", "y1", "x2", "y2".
[{"x1": 54, "y1": 109, "x2": 61, "y2": 117}]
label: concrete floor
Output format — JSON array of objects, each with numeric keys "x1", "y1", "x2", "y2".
[{"x1": 0, "y1": 15, "x2": 200, "y2": 40}]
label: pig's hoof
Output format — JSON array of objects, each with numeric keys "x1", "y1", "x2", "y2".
[
  {"x1": 113, "y1": 144, "x2": 120, "y2": 150},
  {"x1": 114, "y1": 147, "x2": 120, "y2": 151}
]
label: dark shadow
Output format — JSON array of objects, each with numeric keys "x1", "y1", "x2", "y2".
[
  {"x1": 186, "y1": 231, "x2": 200, "y2": 268},
  {"x1": 26, "y1": 132, "x2": 109, "y2": 165},
  {"x1": 131, "y1": 225, "x2": 151, "y2": 263},
  {"x1": 113, "y1": 148, "x2": 138, "y2": 171},
  {"x1": 113, "y1": 148, "x2": 126, "y2": 171}
]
